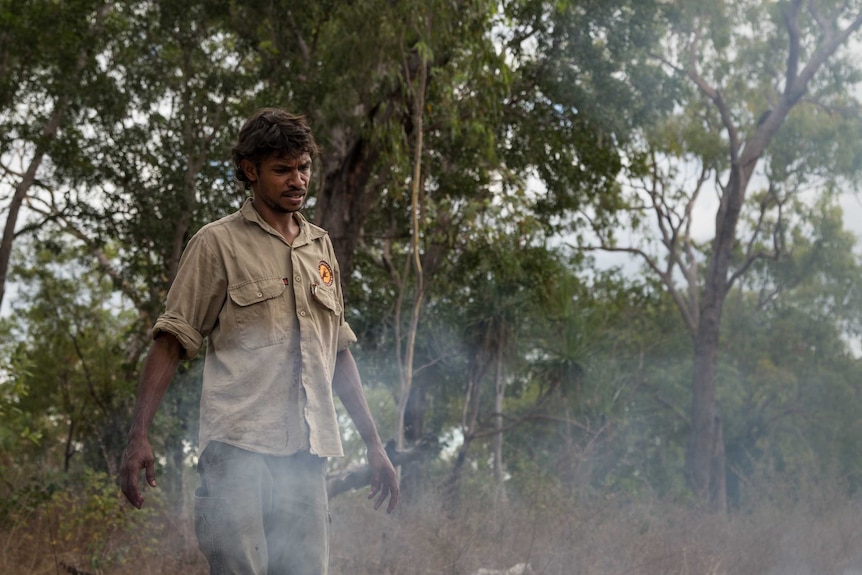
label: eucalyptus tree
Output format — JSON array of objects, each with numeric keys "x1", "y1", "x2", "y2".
[
  {"x1": 438, "y1": 232, "x2": 567, "y2": 504},
  {"x1": 0, "y1": 0, "x2": 121, "y2": 309},
  {"x1": 221, "y1": 0, "x2": 502, "y2": 274},
  {"x1": 81, "y1": 0, "x2": 258, "y2": 496},
  {"x1": 719, "y1": 197, "x2": 862, "y2": 501},
  {"x1": 498, "y1": 0, "x2": 678, "y2": 231},
  {"x1": 584, "y1": 0, "x2": 862, "y2": 508},
  {"x1": 272, "y1": 0, "x2": 675, "y2": 496},
  {"x1": 0, "y1": 0, "x2": 690, "y2": 500},
  {"x1": 75, "y1": 0, "x2": 250, "y2": 332},
  {"x1": 224, "y1": 0, "x2": 515, "y2": 473},
  {"x1": 2, "y1": 1, "x2": 261, "y2": 499},
  {"x1": 2, "y1": 240, "x2": 139, "y2": 477}
]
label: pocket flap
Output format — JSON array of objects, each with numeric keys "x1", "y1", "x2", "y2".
[
  {"x1": 229, "y1": 277, "x2": 285, "y2": 307},
  {"x1": 310, "y1": 283, "x2": 339, "y2": 312}
]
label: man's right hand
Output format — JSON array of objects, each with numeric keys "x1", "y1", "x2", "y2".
[{"x1": 119, "y1": 436, "x2": 157, "y2": 509}]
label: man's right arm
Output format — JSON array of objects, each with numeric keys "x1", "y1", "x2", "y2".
[{"x1": 119, "y1": 331, "x2": 183, "y2": 509}]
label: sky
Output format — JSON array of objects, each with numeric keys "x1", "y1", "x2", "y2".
[
  {"x1": 841, "y1": 191, "x2": 862, "y2": 243},
  {"x1": 592, "y1": 180, "x2": 862, "y2": 275}
]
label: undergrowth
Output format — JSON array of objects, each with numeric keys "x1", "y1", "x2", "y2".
[{"x1": 3, "y1": 469, "x2": 862, "y2": 575}]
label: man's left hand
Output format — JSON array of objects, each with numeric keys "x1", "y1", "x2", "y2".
[{"x1": 367, "y1": 443, "x2": 399, "y2": 513}]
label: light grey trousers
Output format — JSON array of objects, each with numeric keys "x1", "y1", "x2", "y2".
[{"x1": 194, "y1": 442, "x2": 330, "y2": 575}]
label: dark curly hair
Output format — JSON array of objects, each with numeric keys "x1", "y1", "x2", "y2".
[{"x1": 232, "y1": 108, "x2": 320, "y2": 189}]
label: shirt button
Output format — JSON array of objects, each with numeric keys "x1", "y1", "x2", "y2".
[
  {"x1": 257, "y1": 292, "x2": 263, "y2": 297},
  {"x1": 300, "y1": 310, "x2": 306, "y2": 316},
  {"x1": 295, "y1": 276, "x2": 301, "y2": 282}
]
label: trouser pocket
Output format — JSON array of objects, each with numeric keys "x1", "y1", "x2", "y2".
[{"x1": 195, "y1": 487, "x2": 227, "y2": 575}]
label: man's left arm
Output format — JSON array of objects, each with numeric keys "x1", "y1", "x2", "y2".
[{"x1": 332, "y1": 348, "x2": 399, "y2": 513}]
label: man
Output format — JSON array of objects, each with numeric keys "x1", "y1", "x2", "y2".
[{"x1": 119, "y1": 108, "x2": 399, "y2": 575}]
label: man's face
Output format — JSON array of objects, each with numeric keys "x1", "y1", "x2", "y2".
[{"x1": 243, "y1": 153, "x2": 312, "y2": 213}]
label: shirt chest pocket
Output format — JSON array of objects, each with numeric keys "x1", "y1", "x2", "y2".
[
  {"x1": 310, "y1": 283, "x2": 341, "y2": 314},
  {"x1": 228, "y1": 277, "x2": 292, "y2": 350}
]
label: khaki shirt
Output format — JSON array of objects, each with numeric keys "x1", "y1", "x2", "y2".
[{"x1": 152, "y1": 199, "x2": 356, "y2": 457}]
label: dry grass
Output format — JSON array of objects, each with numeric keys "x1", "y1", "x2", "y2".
[
  {"x1": 3, "y1": 478, "x2": 862, "y2": 575},
  {"x1": 328, "y1": 486, "x2": 862, "y2": 575}
]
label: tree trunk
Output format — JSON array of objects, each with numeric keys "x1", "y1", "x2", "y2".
[
  {"x1": 0, "y1": 103, "x2": 66, "y2": 308},
  {"x1": 0, "y1": 2, "x2": 111, "y2": 308},
  {"x1": 444, "y1": 435, "x2": 474, "y2": 517},
  {"x1": 316, "y1": 134, "x2": 381, "y2": 280},
  {"x1": 492, "y1": 341, "x2": 507, "y2": 505},
  {"x1": 710, "y1": 414, "x2": 727, "y2": 513},
  {"x1": 396, "y1": 50, "x2": 428, "y2": 455},
  {"x1": 314, "y1": 50, "x2": 424, "y2": 280},
  {"x1": 684, "y1": 162, "x2": 743, "y2": 506},
  {"x1": 0, "y1": 163, "x2": 40, "y2": 309},
  {"x1": 399, "y1": 383, "x2": 427, "y2": 504},
  {"x1": 676, "y1": 1, "x2": 862, "y2": 509},
  {"x1": 444, "y1": 365, "x2": 485, "y2": 515},
  {"x1": 686, "y1": 300, "x2": 721, "y2": 501},
  {"x1": 444, "y1": 322, "x2": 494, "y2": 514}
]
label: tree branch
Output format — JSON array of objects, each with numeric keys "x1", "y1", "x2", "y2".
[
  {"x1": 782, "y1": 0, "x2": 804, "y2": 87},
  {"x1": 575, "y1": 243, "x2": 698, "y2": 335},
  {"x1": 326, "y1": 436, "x2": 439, "y2": 499},
  {"x1": 25, "y1": 196, "x2": 143, "y2": 310},
  {"x1": 687, "y1": 29, "x2": 740, "y2": 164},
  {"x1": 788, "y1": 7, "x2": 862, "y2": 105}
]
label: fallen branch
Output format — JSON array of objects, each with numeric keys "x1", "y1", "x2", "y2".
[{"x1": 326, "y1": 435, "x2": 439, "y2": 499}]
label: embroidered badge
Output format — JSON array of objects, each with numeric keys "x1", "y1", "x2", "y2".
[{"x1": 318, "y1": 261, "x2": 334, "y2": 286}]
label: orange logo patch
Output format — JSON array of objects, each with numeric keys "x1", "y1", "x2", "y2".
[{"x1": 318, "y1": 261, "x2": 334, "y2": 286}]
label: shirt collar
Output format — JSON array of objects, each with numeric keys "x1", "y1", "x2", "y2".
[{"x1": 239, "y1": 198, "x2": 328, "y2": 246}]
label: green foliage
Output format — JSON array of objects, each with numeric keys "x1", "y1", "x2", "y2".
[
  {"x1": 720, "y1": 197, "x2": 862, "y2": 499},
  {"x1": 1, "y1": 467, "x2": 169, "y2": 572},
  {"x1": 0, "y1": 325, "x2": 42, "y2": 449},
  {"x1": 1, "y1": 0, "x2": 862, "y2": 527},
  {"x1": 501, "y1": 0, "x2": 679, "y2": 231},
  {"x1": 2, "y1": 239, "x2": 139, "y2": 475}
]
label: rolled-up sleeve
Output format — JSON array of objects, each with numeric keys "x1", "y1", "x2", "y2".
[
  {"x1": 337, "y1": 322, "x2": 357, "y2": 352},
  {"x1": 153, "y1": 313, "x2": 203, "y2": 359},
  {"x1": 152, "y1": 230, "x2": 227, "y2": 360}
]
